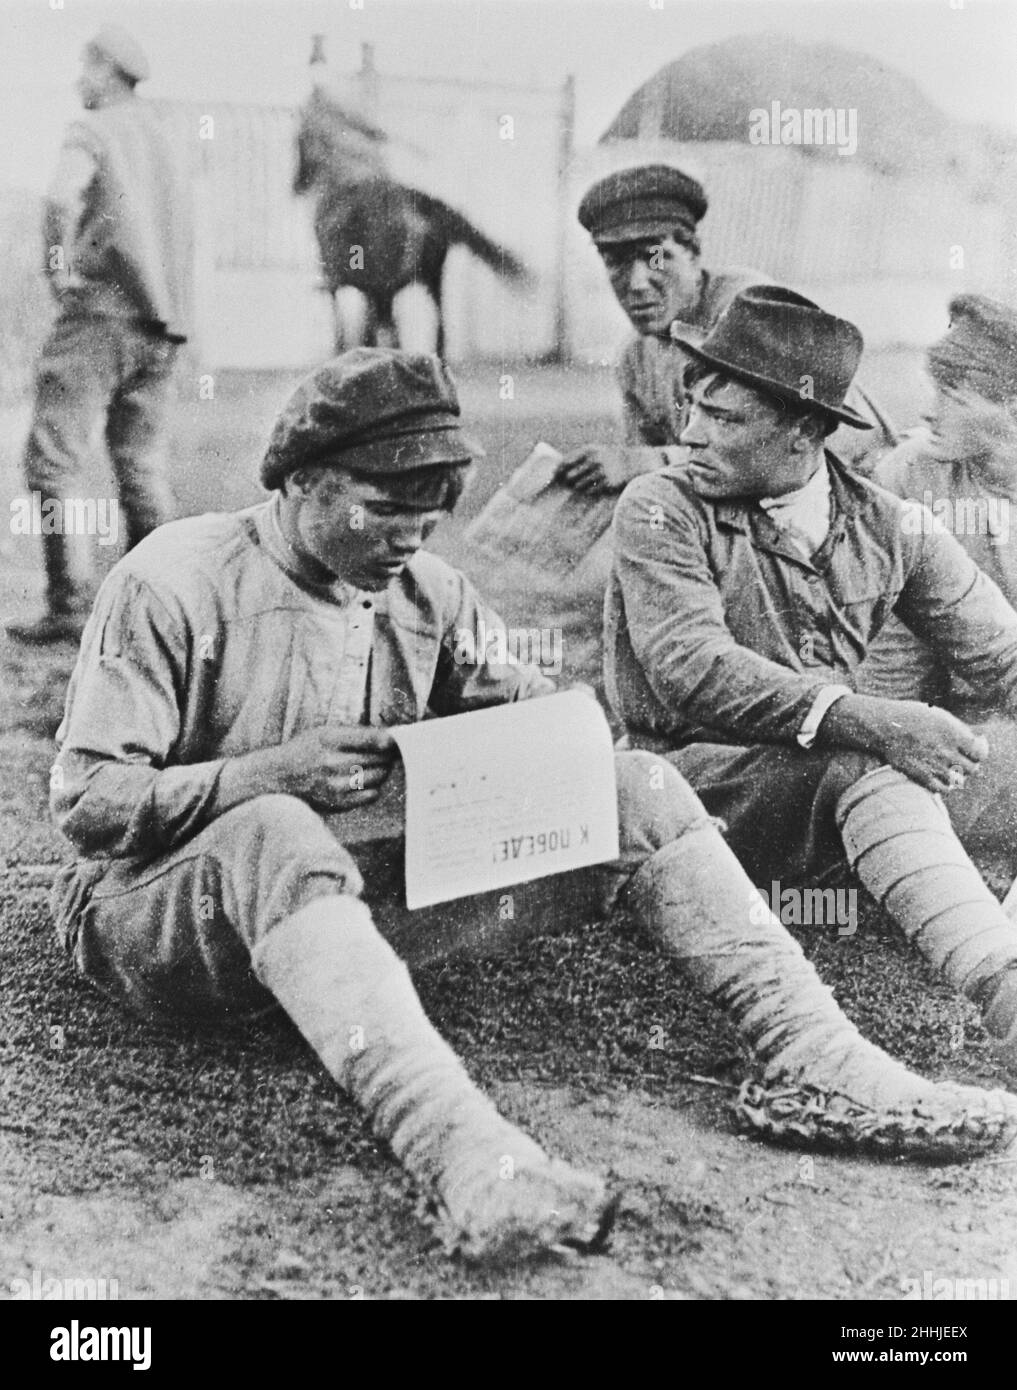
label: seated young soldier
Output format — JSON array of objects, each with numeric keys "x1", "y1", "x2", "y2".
[
  {"x1": 607, "y1": 284, "x2": 1017, "y2": 1083},
  {"x1": 554, "y1": 163, "x2": 894, "y2": 497},
  {"x1": 49, "y1": 349, "x2": 1017, "y2": 1268}
]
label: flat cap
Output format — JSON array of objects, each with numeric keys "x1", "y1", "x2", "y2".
[
  {"x1": 86, "y1": 25, "x2": 151, "y2": 83},
  {"x1": 261, "y1": 348, "x2": 482, "y2": 491},
  {"x1": 927, "y1": 293, "x2": 1017, "y2": 404},
  {"x1": 577, "y1": 164, "x2": 708, "y2": 245}
]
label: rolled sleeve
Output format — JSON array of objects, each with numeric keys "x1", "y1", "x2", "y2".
[
  {"x1": 612, "y1": 483, "x2": 828, "y2": 743},
  {"x1": 52, "y1": 573, "x2": 226, "y2": 858}
]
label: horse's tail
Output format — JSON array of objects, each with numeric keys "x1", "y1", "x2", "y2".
[{"x1": 411, "y1": 190, "x2": 534, "y2": 288}]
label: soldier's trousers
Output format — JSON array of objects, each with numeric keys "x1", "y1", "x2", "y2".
[
  {"x1": 666, "y1": 718, "x2": 1017, "y2": 886},
  {"x1": 50, "y1": 751, "x2": 705, "y2": 1025},
  {"x1": 23, "y1": 310, "x2": 180, "y2": 586}
]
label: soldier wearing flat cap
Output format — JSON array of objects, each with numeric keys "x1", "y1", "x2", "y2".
[
  {"x1": 607, "y1": 284, "x2": 1017, "y2": 1089},
  {"x1": 556, "y1": 163, "x2": 894, "y2": 496},
  {"x1": 9, "y1": 25, "x2": 192, "y2": 644},
  {"x1": 47, "y1": 348, "x2": 1015, "y2": 1267}
]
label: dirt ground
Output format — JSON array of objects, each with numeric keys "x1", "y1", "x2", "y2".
[{"x1": 3, "y1": 360, "x2": 1017, "y2": 1303}]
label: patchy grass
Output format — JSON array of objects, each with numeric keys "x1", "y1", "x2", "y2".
[{"x1": 3, "y1": 362, "x2": 1017, "y2": 1301}]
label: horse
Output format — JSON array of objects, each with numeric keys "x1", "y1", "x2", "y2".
[{"x1": 293, "y1": 88, "x2": 531, "y2": 356}]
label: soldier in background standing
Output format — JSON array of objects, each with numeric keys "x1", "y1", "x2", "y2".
[{"x1": 9, "y1": 25, "x2": 192, "y2": 644}]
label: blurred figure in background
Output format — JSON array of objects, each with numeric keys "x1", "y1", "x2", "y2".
[
  {"x1": 9, "y1": 25, "x2": 192, "y2": 644},
  {"x1": 857, "y1": 293, "x2": 1017, "y2": 873},
  {"x1": 860, "y1": 294, "x2": 1017, "y2": 719}
]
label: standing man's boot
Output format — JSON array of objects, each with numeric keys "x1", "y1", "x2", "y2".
[{"x1": 7, "y1": 532, "x2": 93, "y2": 645}]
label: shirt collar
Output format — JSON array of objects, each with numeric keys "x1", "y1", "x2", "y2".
[
  {"x1": 260, "y1": 494, "x2": 364, "y2": 608},
  {"x1": 759, "y1": 458, "x2": 831, "y2": 515},
  {"x1": 713, "y1": 451, "x2": 861, "y2": 531}
]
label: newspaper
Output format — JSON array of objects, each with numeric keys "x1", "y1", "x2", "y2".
[
  {"x1": 388, "y1": 690, "x2": 619, "y2": 908},
  {"x1": 463, "y1": 441, "x2": 619, "y2": 577}
]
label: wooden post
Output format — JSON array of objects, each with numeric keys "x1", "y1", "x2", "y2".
[
  {"x1": 551, "y1": 73, "x2": 576, "y2": 364},
  {"x1": 359, "y1": 42, "x2": 380, "y2": 120}
]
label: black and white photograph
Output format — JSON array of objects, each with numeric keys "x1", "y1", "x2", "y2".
[{"x1": 3, "y1": 0, "x2": 1017, "y2": 1328}]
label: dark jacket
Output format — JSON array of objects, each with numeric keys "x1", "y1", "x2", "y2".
[{"x1": 605, "y1": 453, "x2": 1017, "y2": 751}]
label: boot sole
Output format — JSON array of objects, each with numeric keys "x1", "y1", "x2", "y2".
[
  {"x1": 734, "y1": 1079, "x2": 1017, "y2": 1162},
  {"x1": 441, "y1": 1187, "x2": 621, "y2": 1266}
]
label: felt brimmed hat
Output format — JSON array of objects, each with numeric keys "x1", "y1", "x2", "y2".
[
  {"x1": 261, "y1": 348, "x2": 483, "y2": 490},
  {"x1": 673, "y1": 285, "x2": 873, "y2": 429}
]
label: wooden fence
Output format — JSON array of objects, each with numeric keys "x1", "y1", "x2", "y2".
[
  {"x1": 151, "y1": 49, "x2": 573, "y2": 368},
  {"x1": 148, "y1": 46, "x2": 1014, "y2": 367}
]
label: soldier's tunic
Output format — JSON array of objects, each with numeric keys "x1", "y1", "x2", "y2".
[
  {"x1": 854, "y1": 432, "x2": 1017, "y2": 863},
  {"x1": 48, "y1": 496, "x2": 692, "y2": 1021},
  {"x1": 605, "y1": 453, "x2": 1017, "y2": 883},
  {"x1": 859, "y1": 430, "x2": 1017, "y2": 718}
]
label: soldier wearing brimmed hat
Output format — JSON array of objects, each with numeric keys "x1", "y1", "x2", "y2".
[
  {"x1": 46, "y1": 348, "x2": 1017, "y2": 1267},
  {"x1": 8, "y1": 25, "x2": 192, "y2": 645},
  {"x1": 608, "y1": 284, "x2": 1017, "y2": 1096},
  {"x1": 556, "y1": 163, "x2": 893, "y2": 496}
]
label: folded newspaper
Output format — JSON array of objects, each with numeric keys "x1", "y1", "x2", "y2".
[
  {"x1": 463, "y1": 442, "x2": 619, "y2": 577},
  {"x1": 329, "y1": 692, "x2": 620, "y2": 909}
]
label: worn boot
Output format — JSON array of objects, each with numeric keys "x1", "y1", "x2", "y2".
[
  {"x1": 838, "y1": 765, "x2": 1017, "y2": 1066},
  {"x1": 625, "y1": 819, "x2": 1017, "y2": 1159},
  {"x1": 252, "y1": 895, "x2": 616, "y2": 1262},
  {"x1": 7, "y1": 532, "x2": 92, "y2": 645}
]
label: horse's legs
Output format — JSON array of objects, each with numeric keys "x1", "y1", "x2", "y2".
[
  {"x1": 426, "y1": 267, "x2": 446, "y2": 360},
  {"x1": 362, "y1": 297, "x2": 381, "y2": 348},
  {"x1": 391, "y1": 283, "x2": 441, "y2": 355},
  {"x1": 333, "y1": 287, "x2": 371, "y2": 351}
]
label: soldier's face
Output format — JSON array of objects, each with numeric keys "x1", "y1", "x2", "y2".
[
  {"x1": 923, "y1": 382, "x2": 1017, "y2": 467},
  {"x1": 598, "y1": 235, "x2": 701, "y2": 335},
  {"x1": 679, "y1": 375, "x2": 816, "y2": 499},
  {"x1": 285, "y1": 467, "x2": 453, "y2": 591}
]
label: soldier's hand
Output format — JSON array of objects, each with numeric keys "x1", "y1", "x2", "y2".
[
  {"x1": 555, "y1": 446, "x2": 625, "y2": 495},
  {"x1": 869, "y1": 699, "x2": 987, "y2": 795},
  {"x1": 274, "y1": 725, "x2": 397, "y2": 811}
]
